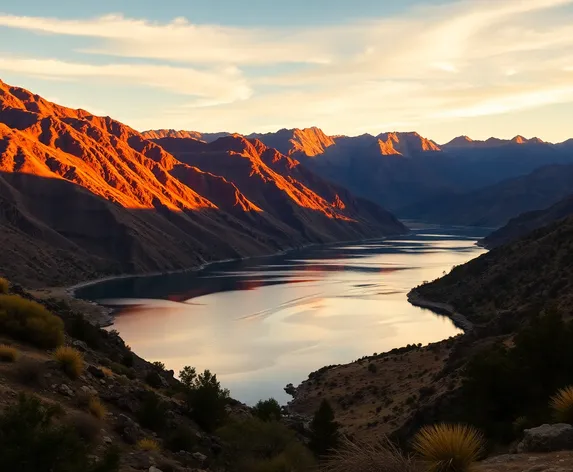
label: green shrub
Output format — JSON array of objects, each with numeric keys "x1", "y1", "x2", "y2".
[
  {"x1": 68, "y1": 412, "x2": 101, "y2": 443},
  {"x1": 308, "y1": 399, "x2": 340, "y2": 456},
  {"x1": 15, "y1": 359, "x2": 45, "y2": 385},
  {"x1": 322, "y1": 436, "x2": 417, "y2": 472},
  {"x1": 137, "y1": 391, "x2": 168, "y2": 433},
  {"x1": 110, "y1": 362, "x2": 136, "y2": 379},
  {"x1": 53, "y1": 346, "x2": 84, "y2": 379},
  {"x1": 0, "y1": 344, "x2": 18, "y2": 362},
  {"x1": 253, "y1": 398, "x2": 282, "y2": 422},
  {"x1": 217, "y1": 417, "x2": 315, "y2": 472},
  {"x1": 550, "y1": 386, "x2": 573, "y2": 423},
  {"x1": 179, "y1": 367, "x2": 230, "y2": 432},
  {"x1": 153, "y1": 361, "x2": 166, "y2": 370},
  {"x1": 145, "y1": 371, "x2": 164, "y2": 389},
  {"x1": 0, "y1": 394, "x2": 119, "y2": 472},
  {"x1": 165, "y1": 425, "x2": 196, "y2": 453},
  {"x1": 0, "y1": 295, "x2": 64, "y2": 348},
  {"x1": 0, "y1": 277, "x2": 9, "y2": 294},
  {"x1": 412, "y1": 423, "x2": 484, "y2": 472}
]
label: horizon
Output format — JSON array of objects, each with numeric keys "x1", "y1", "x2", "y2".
[{"x1": 1, "y1": 0, "x2": 573, "y2": 142}]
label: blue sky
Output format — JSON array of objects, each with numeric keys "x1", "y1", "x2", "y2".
[{"x1": 1, "y1": 0, "x2": 573, "y2": 143}]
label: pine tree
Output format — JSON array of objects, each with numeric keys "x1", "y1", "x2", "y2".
[{"x1": 308, "y1": 399, "x2": 340, "y2": 456}]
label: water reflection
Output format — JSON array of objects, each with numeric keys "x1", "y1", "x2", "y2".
[{"x1": 76, "y1": 227, "x2": 488, "y2": 404}]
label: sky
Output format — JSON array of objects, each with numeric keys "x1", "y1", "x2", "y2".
[{"x1": 1, "y1": 0, "x2": 573, "y2": 143}]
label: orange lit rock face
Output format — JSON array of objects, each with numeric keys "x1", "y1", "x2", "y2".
[
  {"x1": 376, "y1": 132, "x2": 442, "y2": 156},
  {"x1": 249, "y1": 127, "x2": 336, "y2": 157},
  {"x1": 0, "y1": 79, "x2": 406, "y2": 287}
]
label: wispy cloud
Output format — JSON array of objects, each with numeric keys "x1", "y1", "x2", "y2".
[{"x1": 0, "y1": 0, "x2": 572, "y2": 137}]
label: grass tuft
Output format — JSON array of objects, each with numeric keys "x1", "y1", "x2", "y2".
[
  {"x1": 53, "y1": 346, "x2": 84, "y2": 379},
  {"x1": 137, "y1": 438, "x2": 160, "y2": 451},
  {"x1": 0, "y1": 295, "x2": 64, "y2": 348},
  {"x1": 100, "y1": 366, "x2": 114, "y2": 377},
  {"x1": 0, "y1": 277, "x2": 9, "y2": 294},
  {"x1": 550, "y1": 386, "x2": 573, "y2": 424},
  {"x1": 412, "y1": 423, "x2": 484, "y2": 472},
  {"x1": 321, "y1": 436, "x2": 417, "y2": 472},
  {"x1": 87, "y1": 396, "x2": 106, "y2": 420},
  {"x1": 0, "y1": 344, "x2": 18, "y2": 362}
]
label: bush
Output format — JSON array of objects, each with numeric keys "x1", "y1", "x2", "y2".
[
  {"x1": 253, "y1": 398, "x2": 282, "y2": 422},
  {"x1": 53, "y1": 346, "x2": 84, "y2": 379},
  {"x1": 0, "y1": 394, "x2": 119, "y2": 471},
  {"x1": 0, "y1": 277, "x2": 9, "y2": 294},
  {"x1": 550, "y1": 386, "x2": 573, "y2": 424},
  {"x1": 0, "y1": 295, "x2": 64, "y2": 348},
  {"x1": 145, "y1": 371, "x2": 164, "y2": 389},
  {"x1": 412, "y1": 423, "x2": 484, "y2": 472},
  {"x1": 321, "y1": 436, "x2": 417, "y2": 472},
  {"x1": 110, "y1": 362, "x2": 136, "y2": 379},
  {"x1": 68, "y1": 412, "x2": 101, "y2": 443},
  {"x1": 218, "y1": 418, "x2": 315, "y2": 472},
  {"x1": 153, "y1": 361, "x2": 166, "y2": 370},
  {"x1": 165, "y1": 425, "x2": 196, "y2": 452},
  {"x1": 137, "y1": 438, "x2": 160, "y2": 452},
  {"x1": 0, "y1": 344, "x2": 18, "y2": 362},
  {"x1": 137, "y1": 391, "x2": 168, "y2": 433},
  {"x1": 179, "y1": 367, "x2": 230, "y2": 432},
  {"x1": 100, "y1": 366, "x2": 114, "y2": 377},
  {"x1": 88, "y1": 396, "x2": 106, "y2": 420},
  {"x1": 308, "y1": 400, "x2": 340, "y2": 456}
]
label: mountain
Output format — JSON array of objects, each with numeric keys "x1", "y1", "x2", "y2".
[
  {"x1": 142, "y1": 129, "x2": 231, "y2": 142},
  {"x1": 442, "y1": 135, "x2": 546, "y2": 149},
  {"x1": 0, "y1": 79, "x2": 406, "y2": 287},
  {"x1": 481, "y1": 194, "x2": 573, "y2": 248},
  {"x1": 415, "y1": 214, "x2": 573, "y2": 322},
  {"x1": 401, "y1": 163, "x2": 573, "y2": 227},
  {"x1": 248, "y1": 127, "x2": 336, "y2": 157}
]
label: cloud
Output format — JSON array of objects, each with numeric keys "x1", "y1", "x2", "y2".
[
  {"x1": 0, "y1": 57, "x2": 252, "y2": 104},
  {"x1": 1, "y1": 0, "x2": 573, "y2": 137}
]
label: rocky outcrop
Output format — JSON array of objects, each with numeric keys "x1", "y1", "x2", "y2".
[{"x1": 518, "y1": 424, "x2": 573, "y2": 453}]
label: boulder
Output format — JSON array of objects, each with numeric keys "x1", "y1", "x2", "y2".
[
  {"x1": 88, "y1": 365, "x2": 105, "y2": 379},
  {"x1": 518, "y1": 424, "x2": 573, "y2": 452},
  {"x1": 115, "y1": 414, "x2": 143, "y2": 444}
]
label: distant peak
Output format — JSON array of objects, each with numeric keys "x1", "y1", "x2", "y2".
[{"x1": 512, "y1": 135, "x2": 527, "y2": 144}]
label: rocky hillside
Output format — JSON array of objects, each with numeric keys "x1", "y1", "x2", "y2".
[
  {"x1": 481, "y1": 194, "x2": 573, "y2": 248},
  {"x1": 415, "y1": 215, "x2": 573, "y2": 322},
  {"x1": 141, "y1": 129, "x2": 231, "y2": 143},
  {"x1": 0, "y1": 79, "x2": 406, "y2": 287}
]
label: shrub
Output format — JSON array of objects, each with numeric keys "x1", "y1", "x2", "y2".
[
  {"x1": 153, "y1": 361, "x2": 166, "y2": 370},
  {"x1": 121, "y1": 352, "x2": 134, "y2": 367},
  {"x1": 550, "y1": 386, "x2": 573, "y2": 424},
  {"x1": 0, "y1": 394, "x2": 118, "y2": 471},
  {"x1": 110, "y1": 362, "x2": 136, "y2": 379},
  {"x1": 218, "y1": 418, "x2": 315, "y2": 472},
  {"x1": 253, "y1": 398, "x2": 282, "y2": 422},
  {"x1": 137, "y1": 391, "x2": 168, "y2": 433},
  {"x1": 100, "y1": 366, "x2": 114, "y2": 377},
  {"x1": 88, "y1": 396, "x2": 106, "y2": 420},
  {"x1": 0, "y1": 295, "x2": 64, "y2": 348},
  {"x1": 15, "y1": 359, "x2": 44, "y2": 385},
  {"x1": 53, "y1": 346, "x2": 84, "y2": 379},
  {"x1": 0, "y1": 277, "x2": 9, "y2": 294},
  {"x1": 321, "y1": 436, "x2": 417, "y2": 472},
  {"x1": 165, "y1": 425, "x2": 196, "y2": 453},
  {"x1": 137, "y1": 438, "x2": 160, "y2": 452},
  {"x1": 179, "y1": 367, "x2": 230, "y2": 432},
  {"x1": 68, "y1": 412, "x2": 101, "y2": 443},
  {"x1": 0, "y1": 344, "x2": 18, "y2": 362},
  {"x1": 412, "y1": 423, "x2": 484, "y2": 472},
  {"x1": 308, "y1": 399, "x2": 340, "y2": 456}
]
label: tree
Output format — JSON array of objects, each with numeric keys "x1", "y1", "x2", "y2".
[
  {"x1": 179, "y1": 367, "x2": 230, "y2": 432},
  {"x1": 253, "y1": 398, "x2": 282, "y2": 422},
  {"x1": 308, "y1": 399, "x2": 340, "y2": 456}
]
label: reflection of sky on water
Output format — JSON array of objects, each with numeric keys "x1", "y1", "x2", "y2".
[{"x1": 77, "y1": 228, "x2": 488, "y2": 404}]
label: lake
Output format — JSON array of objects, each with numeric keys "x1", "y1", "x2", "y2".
[{"x1": 76, "y1": 226, "x2": 488, "y2": 404}]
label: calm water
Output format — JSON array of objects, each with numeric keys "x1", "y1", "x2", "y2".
[{"x1": 76, "y1": 226, "x2": 488, "y2": 404}]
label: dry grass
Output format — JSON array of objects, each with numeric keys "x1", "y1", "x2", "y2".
[
  {"x1": 550, "y1": 386, "x2": 573, "y2": 424},
  {"x1": 100, "y1": 366, "x2": 114, "y2": 377},
  {"x1": 0, "y1": 277, "x2": 9, "y2": 294},
  {"x1": 137, "y1": 438, "x2": 160, "y2": 452},
  {"x1": 0, "y1": 344, "x2": 18, "y2": 362},
  {"x1": 412, "y1": 424, "x2": 484, "y2": 472},
  {"x1": 321, "y1": 436, "x2": 419, "y2": 472},
  {"x1": 87, "y1": 396, "x2": 106, "y2": 420},
  {"x1": 53, "y1": 346, "x2": 84, "y2": 379},
  {"x1": 0, "y1": 295, "x2": 64, "y2": 348}
]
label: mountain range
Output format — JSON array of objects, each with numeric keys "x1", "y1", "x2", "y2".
[
  {"x1": 0, "y1": 80, "x2": 405, "y2": 287},
  {"x1": 145, "y1": 127, "x2": 573, "y2": 215}
]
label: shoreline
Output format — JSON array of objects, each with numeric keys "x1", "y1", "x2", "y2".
[{"x1": 407, "y1": 289, "x2": 474, "y2": 331}]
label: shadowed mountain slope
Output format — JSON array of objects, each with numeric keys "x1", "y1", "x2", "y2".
[{"x1": 0, "y1": 79, "x2": 406, "y2": 287}]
